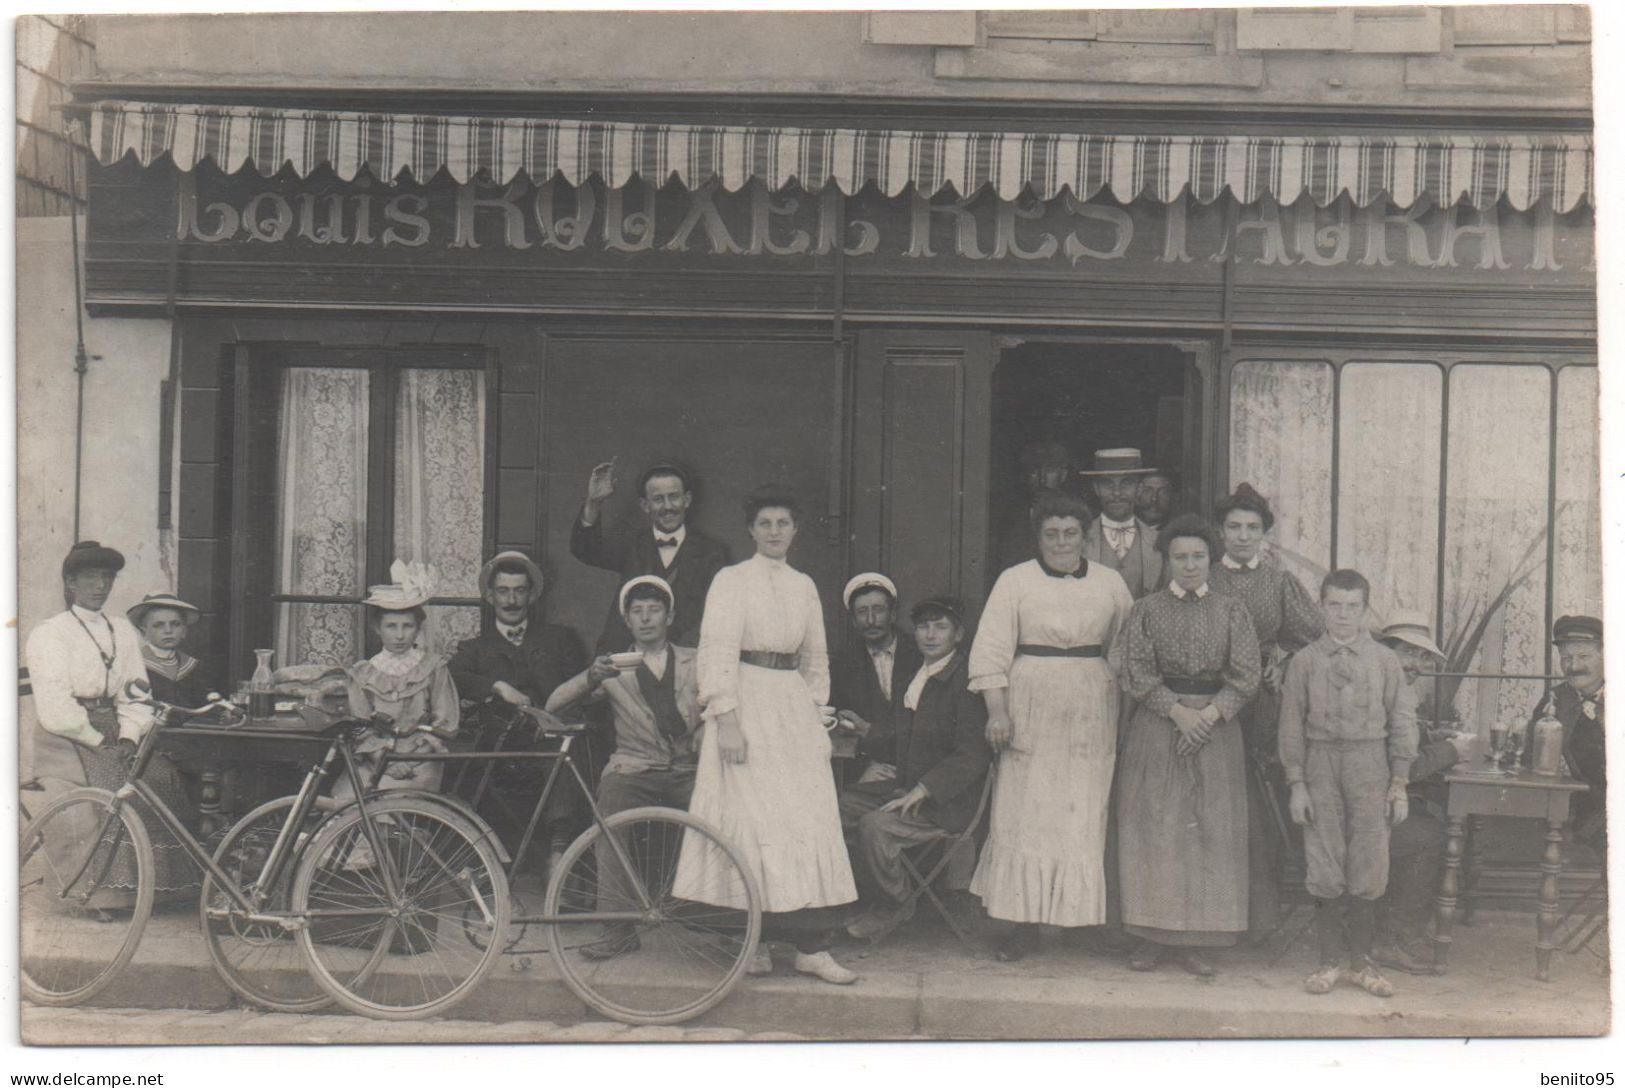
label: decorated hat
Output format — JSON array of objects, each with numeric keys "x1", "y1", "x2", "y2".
[
  {"x1": 1077, "y1": 448, "x2": 1159, "y2": 477},
  {"x1": 910, "y1": 595, "x2": 965, "y2": 626},
  {"x1": 363, "y1": 559, "x2": 439, "y2": 611},
  {"x1": 62, "y1": 540, "x2": 125, "y2": 577},
  {"x1": 619, "y1": 574, "x2": 675, "y2": 616},
  {"x1": 843, "y1": 572, "x2": 898, "y2": 610},
  {"x1": 1378, "y1": 609, "x2": 1445, "y2": 661},
  {"x1": 1553, "y1": 615, "x2": 1603, "y2": 645},
  {"x1": 478, "y1": 550, "x2": 545, "y2": 598},
  {"x1": 127, "y1": 593, "x2": 201, "y2": 629}
]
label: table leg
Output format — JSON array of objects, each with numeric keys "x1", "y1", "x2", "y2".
[
  {"x1": 197, "y1": 762, "x2": 224, "y2": 839},
  {"x1": 1432, "y1": 815, "x2": 1465, "y2": 973},
  {"x1": 1536, "y1": 816, "x2": 1564, "y2": 982},
  {"x1": 1460, "y1": 816, "x2": 1479, "y2": 926}
]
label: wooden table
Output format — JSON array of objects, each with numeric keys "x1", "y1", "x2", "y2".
[{"x1": 1432, "y1": 765, "x2": 1589, "y2": 981}]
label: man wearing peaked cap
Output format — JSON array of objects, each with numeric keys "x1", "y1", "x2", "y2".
[
  {"x1": 831, "y1": 572, "x2": 922, "y2": 786},
  {"x1": 571, "y1": 457, "x2": 730, "y2": 652},
  {"x1": 1524, "y1": 615, "x2": 1606, "y2": 847}
]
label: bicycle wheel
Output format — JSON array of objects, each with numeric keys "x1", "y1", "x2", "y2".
[
  {"x1": 546, "y1": 806, "x2": 761, "y2": 1025},
  {"x1": 200, "y1": 796, "x2": 337, "y2": 1012},
  {"x1": 291, "y1": 794, "x2": 511, "y2": 1020},
  {"x1": 20, "y1": 787, "x2": 155, "y2": 1006}
]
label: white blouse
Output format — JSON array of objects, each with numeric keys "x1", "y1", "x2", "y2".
[
  {"x1": 696, "y1": 553, "x2": 831, "y2": 717},
  {"x1": 26, "y1": 606, "x2": 155, "y2": 746},
  {"x1": 968, "y1": 560, "x2": 1134, "y2": 693}
]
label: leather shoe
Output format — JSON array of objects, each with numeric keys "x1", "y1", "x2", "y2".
[
  {"x1": 1372, "y1": 939, "x2": 1436, "y2": 976},
  {"x1": 994, "y1": 926, "x2": 1040, "y2": 962},
  {"x1": 1128, "y1": 940, "x2": 1165, "y2": 972},
  {"x1": 1179, "y1": 950, "x2": 1217, "y2": 977},
  {"x1": 579, "y1": 926, "x2": 640, "y2": 961}
]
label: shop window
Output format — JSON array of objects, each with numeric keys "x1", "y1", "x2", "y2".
[
  {"x1": 1554, "y1": 366, "x2": 1602, "y2": 620},
  {"x1": 1441, "y1": 364, "x2": 1551, "y2": 731},
  {"x1": 1228, "y1": 358, "x2": 1333, "y2": 590},
  {"x1": 1335, "y1": 362, "x2": 1443, "y2": 626},
  {"x1": 239, "y1": 352, "x2": 488, "y2": 674}
]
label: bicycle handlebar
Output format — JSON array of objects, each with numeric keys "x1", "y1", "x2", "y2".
[{"x1": 122, "y1": 679, "x2": 244, "y2": 723}]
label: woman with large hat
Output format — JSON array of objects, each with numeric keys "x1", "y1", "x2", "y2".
[
  {"x1": 1206, "y1": 483, "x2": 1325, "y2": 940},
  {"x1": 23, "y1": 541, "x2": 200, "y2": 897}
]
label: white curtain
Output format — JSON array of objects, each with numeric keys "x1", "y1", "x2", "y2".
[
  {"x1": 394, "y1": 368, "x2": 486, "y2": 655},
  {"x1": 1337, "y1": 364, "x2": 1443, "y2": 628},
  {"x1": 273, "y1": 368, "x2": 370, "y2": 668},
  {"x1": 1443, "y1": 365, "x2": 1551, "y2": 731},
  {"x1": 1228, "y1": 359, "x2": 1334, "y2": 588},
  {"x1": 1555, "y1": 366, "x2": 1602, "y2": 620}
]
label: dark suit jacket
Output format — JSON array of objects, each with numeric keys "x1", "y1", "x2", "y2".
[
  {"x1": 1525, "y1": 682, "x2": 1606, "y2": 841},
  {"x1": 570, "y1": 511, "x2": 731, "y2": 652},
  {"x1": 891, "y1": 651, "x2": 992, "y2": 834},
  {"x1": 831, "y1": 633, "x2": 923, "y2": 766},
  {"x1": 449, "y1": 621, "x2": 586, "y2": 709}
]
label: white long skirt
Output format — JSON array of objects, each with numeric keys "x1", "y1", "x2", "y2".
[{"x1": 673, "y1": 665, "x2": 857, "y2": 912}]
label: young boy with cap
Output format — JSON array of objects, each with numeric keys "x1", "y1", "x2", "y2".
[{"x1": 1279, "y1": 569, "x2": 1418, "y2": 998}]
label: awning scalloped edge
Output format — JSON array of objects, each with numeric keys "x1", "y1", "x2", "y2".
[{"x1": 88, "y1": 101, "x2": 1594, "y2": 213}]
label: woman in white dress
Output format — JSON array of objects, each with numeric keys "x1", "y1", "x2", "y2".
[
  {"x1": 969, "y1": 492, "x2": 1136, "y2": 961},
  {"x1": 673, "y1": 487, "x2": 859, "y2": 985}
]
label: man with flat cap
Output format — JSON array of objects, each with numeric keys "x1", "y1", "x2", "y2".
[
  {"x1": 831, "y1": 572, "x2": 923, "y2": 786},
  {"x1": 450, "y1": 550, "x2": 587, "y2": 870},
  {"x1": 25, "y1": 541, "x2": 199, "y2": 896},
  {"x1": 1079, "y1": 448, "x2": 1167, "y2": 600},
  {"x1": 1525, "y1": 615, "x2": 1606, "y2": 847},
  {"x1": 572, "y1": 458, "x2": 730, "y2": 652}
]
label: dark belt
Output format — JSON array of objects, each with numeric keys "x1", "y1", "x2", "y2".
[
  {"x1": 1017, "y1": 644, "x2": 1103, "y2": 659},
  {"x1": 740, "y1": 650, "x2": 800, "y2": 671},
  {"x1": 75, "y1": 696, "x2": 115, "y2": 709},
  {"x1": 1164, "y1": 677, "x2": 1223, "y2": 696}
]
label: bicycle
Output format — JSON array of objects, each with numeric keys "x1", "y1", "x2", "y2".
[
  {"x1": 20, "y1": 685, "x2": 510, "y2": 1019},
  {"x1": 339, "y1": 703, "x2": 764, "y2": 1025}
]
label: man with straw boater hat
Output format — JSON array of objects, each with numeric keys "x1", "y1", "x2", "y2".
[
  {"x1": 450, "y1": 550, "x2": 588, "y2": 873},
  {"x1": 1079, "y1": 449, "x2": 1167, "y2": 600}
]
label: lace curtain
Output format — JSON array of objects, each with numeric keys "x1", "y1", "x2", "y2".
[
  {"x1": 273, "y1": 368, "x2": 369, "y2": 668},
  {"x1": 394, "y1": 368, "x2": 486, "y2": 655},
  {"x1": 1444, "y1": 366, "x2": 1551, "y2": 730},
  {"x1": 1228, "y1": 360, "x2": 1334, "y2": 589},
  {"x1": 1336, "y1": 364, "x2": 1443, "y2": 627},
  {"x1": 1555, "y1": 367, "x2": 1602, "y2": 620}
]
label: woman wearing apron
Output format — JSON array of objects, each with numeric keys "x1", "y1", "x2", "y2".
[{"x1": 24, "y1": 541, "x2": 200, "y2": 900}]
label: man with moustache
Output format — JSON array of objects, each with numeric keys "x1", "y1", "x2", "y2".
[
  {"x1": 1080, "y1": 449, "x2": 1166, "y2": 600},
  {"x1": 1524, "y1": 616, "x2": 1606, "y2": 847},
  {"x1": 572, "y1": 458, "x2": 730, "y2": 652},
  {"x1": 831, "y1": 573, "x2": 923, "y2": 786},
  {"x1": 1135, "y1": 469, "x2": 1179, "y2": 532},
  {"x1": 450, "y1": 550, "x2": 587, "y2": 871},
  {"x1": 994, "y1": 441, "x2": 1088, "y2": 574}
]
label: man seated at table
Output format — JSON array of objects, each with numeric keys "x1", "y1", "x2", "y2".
[
  {"x1": 1524, "y1": 615, "x2": 1606, "y2": 848},
  {"x1": 841, "y1": 596, "x2": 992, "y2": 941},
  {"x1": 450, "y1": 550, "x2": 587, "y2": 873},
  {"x1": 546, "y1": 575, "x2": 700, "y2": 960},
  {"x1": 1372, "y1": 610, "x2": 1473, "y2": 975},
  {"x1": 831, "y1": 572, "x2": 922, "y2": 786}
]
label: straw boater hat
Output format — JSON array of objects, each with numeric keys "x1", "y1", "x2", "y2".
[
  {"x1": 619, "y1": 575, "x2": 675, "y2": 617},
  {"x1": 362, "y1": 560, "x2": 438, "y2": 611},
  {"x1": 127, "y1": 593, "x2": 201, "y2": 629},
  {"x1": 843, "y1": 572, "x2": 898, "y2": 611},
  {"x1": 1077, "y1": 448, "x2": 1159, "y2": 478},
  {"x1": 1378, "y1": 609, "x2": 1445, "y2": 661},
  {"x1": 478, "y1": 550, "x2": 545, "y2": 598}
]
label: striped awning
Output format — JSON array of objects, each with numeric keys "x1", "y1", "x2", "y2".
[{"x1": 88, "y1": 100, "x2": 1593, "y2": 212}]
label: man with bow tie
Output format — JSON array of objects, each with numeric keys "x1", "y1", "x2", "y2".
[
  {"x1": 1525, "y1": 615, "x2": 1606, "y2": 847},
  {"x1": 450, "y1": 550, "x2": 587, "y2": 870},
  {"x1": 1079, "y1": 448, "x2": 1167, "y2": 599},
  {"x1": 571, "y1": 458, "x2": 730, "y2": 652}
]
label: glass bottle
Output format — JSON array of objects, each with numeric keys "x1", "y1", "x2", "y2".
[
  {"x1": 249, "y1": 648, "x2": 276, "y2": 719},
  {"x1": 1531, "y1": 697, "x2": 1565, "y2": 777}
]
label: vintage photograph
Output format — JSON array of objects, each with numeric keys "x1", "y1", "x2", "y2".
[{"x1": 13, "y1": 4, "x2": 1607, "y2": 1051}]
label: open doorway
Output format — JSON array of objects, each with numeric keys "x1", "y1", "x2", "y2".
[{"x1": 989, "y1": 341, "x2": 1200, "y2": 583}]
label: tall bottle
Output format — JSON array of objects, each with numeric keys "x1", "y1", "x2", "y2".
[
  {"x1": 1531, "y1": 695, "x2": 1565, "y2": 777},
  {"x1": 249, "y1": 648, "x2": 276, "y2": 719}
]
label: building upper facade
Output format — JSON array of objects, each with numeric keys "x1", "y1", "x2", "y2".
[{"x1": 82, "y1": 8, "x2": 1590, "y2": 121}]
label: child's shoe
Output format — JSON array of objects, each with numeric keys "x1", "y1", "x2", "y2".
[
  {"x1": 1304, "y1": 962, "x2": 1344, "y2": 994},
  {"x1": 1350, "y1": 958, "x2": 1396, "y2": 998}
]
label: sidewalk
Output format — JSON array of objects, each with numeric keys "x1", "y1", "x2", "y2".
[{"x1": 29, "y1": 898, "x2": 1609, "y2": 1043}]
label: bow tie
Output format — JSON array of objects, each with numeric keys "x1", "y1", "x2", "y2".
[
  {"x1": 501, "y1": 625, "x2": 526, "y2": 647},
  {"x1": 656, "y1": 535, "x2": 680, "y2": 548},
  {"x1": 1101, "y1": 521, "x2": 1135, "y2": 559}
]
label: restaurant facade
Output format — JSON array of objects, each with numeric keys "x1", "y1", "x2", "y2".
[{"x1": 27, "y1": 9, "x2": 1599, "y2": 755}]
